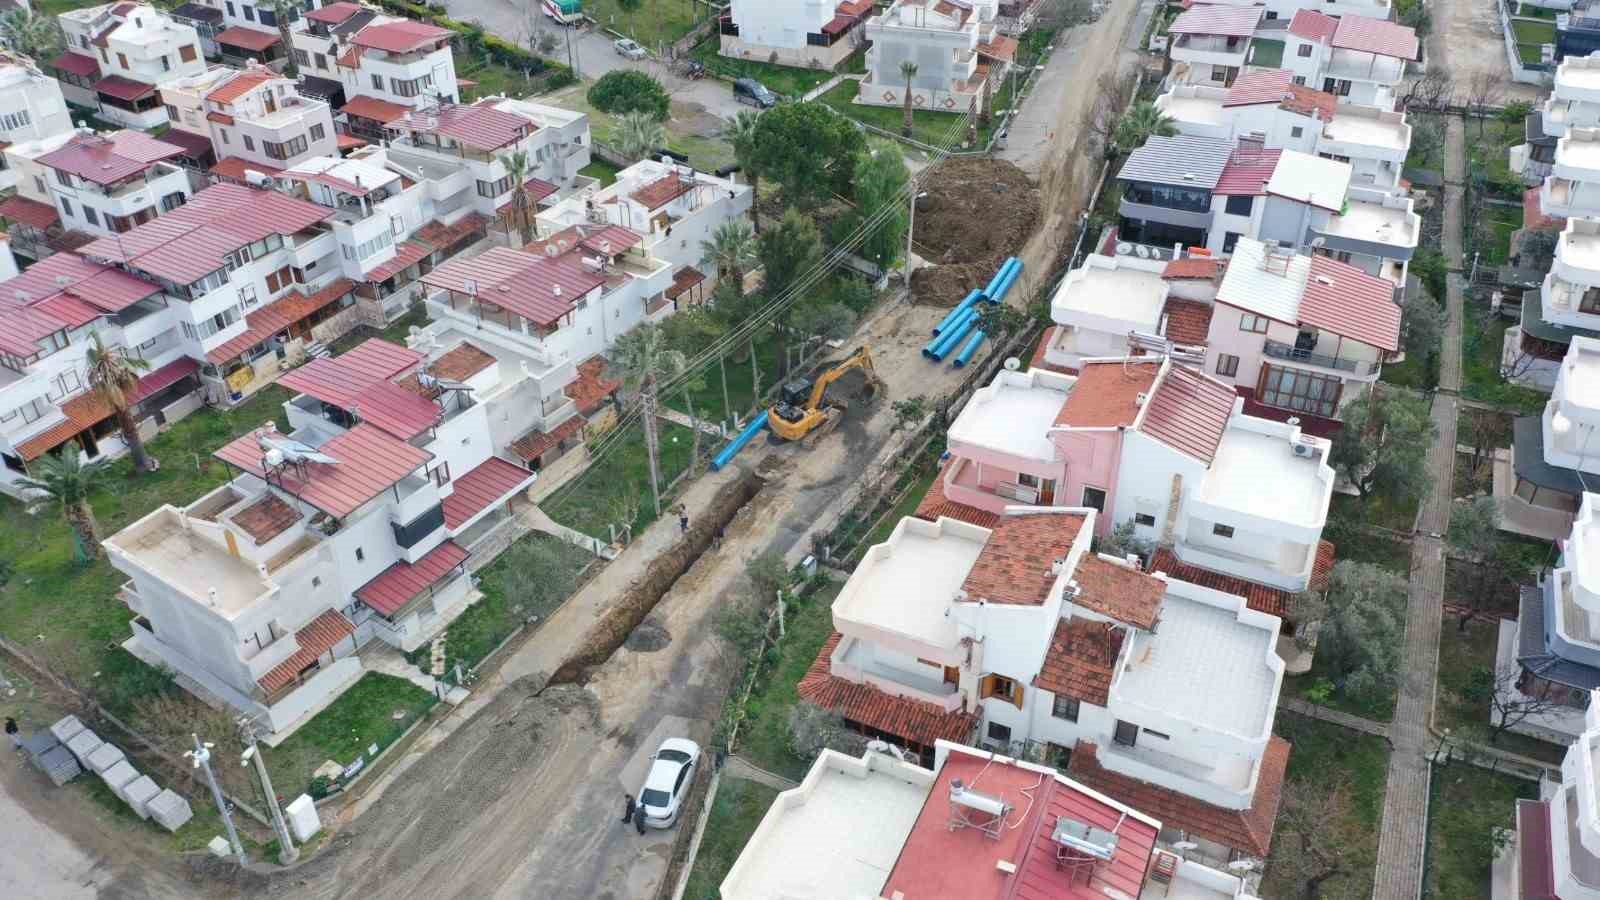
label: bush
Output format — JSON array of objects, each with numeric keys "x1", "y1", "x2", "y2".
[{"x1": 587, "y1": 70, "x2": 671, "y2": 122}]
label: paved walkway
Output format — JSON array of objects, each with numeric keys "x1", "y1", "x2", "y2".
[
  {"x1": 1280, "y1": 698, "x2": 1393, "y2": 740},
  {"x1": 1370, "y1": 116, "x2": 1466, "y2": 900}
]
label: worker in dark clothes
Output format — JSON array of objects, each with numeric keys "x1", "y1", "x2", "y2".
[
  {"x1": 678, "y1": 507, "x2": 689, "y2": 533},
  {"x1": 5, "y1": 716, "x2": 19, "y2": 750},
  {"x1": 622, "y1": 793, "x2": 635, "y2": 823},
  {"x1": 635, "y1": 809, "x2": 647, "y2": 835}
]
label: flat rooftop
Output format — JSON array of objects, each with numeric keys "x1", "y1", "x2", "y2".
[
  {"x1": 106, "y1": 506, "x2": 271, "y2": 616},
  {"x1": 1560, "y1": 134, "x2": 1600, "y2": 173},
  {"x1": 1051, "y1": 264, "x2": 1168, "y2": 332},
  {"x1": 1560, "y1": 59, "x2": 1600, "y2": 94},
  {"x1": 1197, "y1": 427, "x2": 1330, "y2": 526},
  {"x1": 1321, "y1": 197, "x2": 1417, "y2": 247},
  {"x1": 721, "y1": 753, "x2": 927, "y2": 899},
  {"x1": 1159, "y1": 94, "x2": 1226, "y2": 126},
  {"x1": 1321, "y1": 114, "x2": 1407, "y2": 150},
  {"x1": 947, "y1": 369, "x2": 1070, "y2": 460},
  {"x1": 1562, "y1": 226, "x2": 1600, "y2": 272},
  {"x1": 833, "y1": 519, "x2": 985, "y2": 648},
  {"x1": 1114, "y1": 592, "x2": 1278, "y2": 739}
]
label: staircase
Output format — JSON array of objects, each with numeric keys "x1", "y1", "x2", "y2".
[{"x1": 303, "y1": 341, "x2": 332, "y2": 360}]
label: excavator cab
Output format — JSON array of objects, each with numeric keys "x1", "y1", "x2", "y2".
[
  {"x1": 766, "y1": 346, "x2": 883, "y2": 444},
  {"x1": 773, "y1": 380, "x2": 813, "y2": 424}
]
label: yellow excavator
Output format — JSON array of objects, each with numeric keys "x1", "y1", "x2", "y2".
[{"x1": 768, "y1": 346, "x2": 884, "y2": 447}]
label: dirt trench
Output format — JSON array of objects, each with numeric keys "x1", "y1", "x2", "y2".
[{"x1": 548, "y1": 471, "x2": 767, "y2": 686}]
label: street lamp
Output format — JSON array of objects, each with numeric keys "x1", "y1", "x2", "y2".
[
  {"x1": 186, "y1": 734, "x2": 246, "y2": 866},
  {"x1": 239, "y1": 717, "x2": 298, "y2": 864},
  {"x1": 905, "y1": 189, "x2": 929, "y2": 288}
]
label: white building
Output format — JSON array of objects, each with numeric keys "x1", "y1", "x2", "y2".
[
  {"x1": 0, "y1": 52, "x2": 74, "y2": 163},
  {"x1": 1165, "y1": 3, "x2": 1266, "y2": 88},
  {"x1": 1036, "y1": 251, "x2": 1218, "y2": 373},
  {"x1": 719, "y1": 0, "x2": 873, "y2": 70},
  {"x1": 1507, "y1": 219, "x2": 1600, "y2": 392},
  {"x1": 1282, "y1": 10, "x2": 1419, "y2": 112},
  {"x1": 1513, "y1": 53, "x2": 1600, "y2": 183},
  {"x1": 105, "y1": 336, "x2": 537, "y2": 741},
  {"x1": 178, "y1": 0, "x2": 328, "y2": 68},
  {"x1": 1504, "y1": 690, "x2": 1600, "y2": 898},
  {"x1": 799, "y1": 500, "x2": 1291, "y2": 861},
  {"x1": 536, "y1": 157, "x2": 752, "y2": 292},
  {"x1": 722, "y1": 742, "x2": 1262, "y2": 900},
  {"x1": 36, "y1": 129, "x2": 195, "y2": 239},
  {"x1": 1500, "y1": 337, "x2": 1600, "y2": 540},
  {"x1": 56, "y1": 3, "x2": 208, "y2": 129},
  {"x1": 160, "y1": 63, "x2": 337, "y2": 175},
  {"x1": 0, "y1": 132, "x2": 82, "y2": 260},
  {"x1": 859, "y1": 0, "x2": 1016, "y2": 117},
  {"x1": 289, "y1": 8, "x2": 457, "y2": 137}
]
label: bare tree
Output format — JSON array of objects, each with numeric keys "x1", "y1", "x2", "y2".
[
  {"x1": 787, "y1": 705, "x2": 869, "y2": 761},
  {"x1": 1465, "y1": 70, "x2": 1506, "y2": 135},
  {"x1": 1400, "y1": 68, "x2": 1454, "y2": 111},
  {"x1": 1270, "y1": 778, "x2": 1360, "y2": 899},
  {"x1": 1460, "y1": 408, "x2": 1511, "y2": 478},
  {"x1": 1467, "y1": 664, "x2": 1567, "y2": 745},
  {"x1": 1081, "y1": 70, "x2": 1137, "y2": 159}
]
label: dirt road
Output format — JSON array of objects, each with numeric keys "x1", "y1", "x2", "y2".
[{"x1": 1429, "y1": 0, "x2": 1544, "y2": 103}]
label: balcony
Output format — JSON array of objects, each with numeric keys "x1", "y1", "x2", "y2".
[
  {"x1": 1322, "y1": 49, "x2": 1407, "y2": 85},
  {"x1": 1543, "y1": 176, "x2": 1600, "y2": 219},
  {"x1": 1096, "y1": 740, "x2": 1256, "y2": 811},
  {"x1": 831, "y1": 635, "x2": 963, "y2": 713},
  {"x1": 1173, "y1": 537, "x2": 1315, "y2": 593},
  {"x1": 1262, "y1": 339, "x2": 1380, "y2": 376},
  {"x1": 1170, "y1": 34, "x2": 1250, "y2": 69}
]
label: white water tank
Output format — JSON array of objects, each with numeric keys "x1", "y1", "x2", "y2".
[{"x1": 285, "y1": 793, "x2": 321, "y2": 842}]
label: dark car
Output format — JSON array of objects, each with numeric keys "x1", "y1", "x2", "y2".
[{"x1": 733, "y1": 77, "x2": 778, "y2": 109}]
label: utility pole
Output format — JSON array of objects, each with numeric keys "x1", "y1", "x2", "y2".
[
  {"x1": 239, "y1": 718, "x2": 297, "y2": 864},
  {"x1": 188, "y1": 734, "x2": 246, "y2": 866},
  {"x1": 905, "y1": 188, "x2": 928, "y2": 289}
]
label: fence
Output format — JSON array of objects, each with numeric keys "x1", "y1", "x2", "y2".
[{"x1": 1499, "y1": 0, "x2": 1557, "y2": 86}]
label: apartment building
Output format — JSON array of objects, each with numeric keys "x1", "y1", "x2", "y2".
[
  {"x1": 722, "y1": 742, "x2": 1264, "y2": 899},
  {"x1": 167, "y1": 3, "x2": 224, "y2": 60},
  {"x1": 1509, "y1": 218, "x2": 1600, "y2": 391},
  {"x1": 0, "y1": 132, "x2": 83, "y2": 260},
  {"x1": 104, "y1": 336, "x2": 537, "y2": 740},
  {"x1": 286, "y1": 7, "x2": 456, "y2": 132},
  {"x1": 859, "y1": 0, "x2": 1016, "y2": 117},
  {"x1": 1164, "y1": 3, "x2": 1266, "y2": 88},
  {"x1": 1156, "y1": 68, "x2": 1410, "y2": 195},
  {"x1": 1036, "y1": 251, "x2": 1217, "y2": 374},
  {"x1": 56, "y1": 3, "x2": 208, "y2": 129},
  {"x1": 719, "y1": 0, "x2": 873, "y2": 70},
  {"x1": 35, "y1": 130, "x2": 194, "y2": 241},
  {"x1": 1282, "y1": 10, "x2": 1419, "y2": 111},
  {"x1": 0, "y1": 52, "x2": 74, "y2": 156},
  {"x1": 178, "y1": 0, "x2": 328, "y2": 68},
  {"x1": 536, "y1": 157, "x2": 752, "y2": 289},
  {"x1": 1503, "y1": 690, "x2": 1600, "y2": 899},
  {"x1": 1182, "y1": 0, "x2": 1393, "y2": 19},
  {"x1": 798, "y1": 501, "x2": 1290, "y2": 862},
  {"x1": 1501, "y1": 336, "x2": 1600, "y2": 541},
  {"x1": 1206, "y1": 237, "x2": 1402, "y2": 428},
  {"x1": 160, "y1": 63, "x2": 337, "y2": 176},
  {"x1": 1514, "y1": 53, "x2": 1600, "y2": 183}
]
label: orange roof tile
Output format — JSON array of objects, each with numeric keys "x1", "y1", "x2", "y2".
[
  {"x1": 509, "y1": 414, "x2": 584, "y2": 461},
  {"x1": 1055, "y1": 360, "x2": 1160, "y2": 428},
  {"x1": 1150, "y1": 542, "x2": 1333, "y2": 620},
  {"x1": 564, "y1": 355, "x2": 620, "y2": 415},
  {"x1": 258, "y1": 610, "x2": 354, "y2": 694},
  {"x1": 913, "y1": 459, "x2": 1001, "y2": 528},
  {"x1": 961, "y1": 511, "x2": 1086, "y2": 605},
  {"x1": 1162, "y1": 298, "x2": 1214, "y2": 345},
  {"x1": 206, "y1": 69, "x2": 278, "y2": 105},
  {"x1": 797, "y1": 632, "x2": 978, "y2": 748},
  {"x1": 428, "y1": 341, "x2": 496, "y2": 382},
  {"x1": 630, "y1": 173, "x2": 693, "y2": 210},
  {"x1": 1035, "y1": 617, "x2": 1125, "y2": 706},
  {"x1": 1161, "y1": 257, "x2": 1222, "y2": 280},
  {"x1": 1072, "y1": 555, "x2": 1165, "y2": 629},
  {"x1": 230, "y1": 492, "x2": 302, "y2": 544}
]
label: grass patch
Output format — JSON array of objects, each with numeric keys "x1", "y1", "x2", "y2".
[
  {"x1": 1249, "y1": 38, "x2": 1285, "y2": 68},
  {"x1": 692, "y1": 36, "x2": 835, "y2": 98},
  {"x1": 1513, "y1": 19, "x2": 1557, "y2": 45},
  {"x1": 1425, "y1": 764, "x2": 1536, "y2": 897},
  {"x1": 1436, "y1": 618, "x2": 1567, "y2": 764},
  {"x1": 446, "y1": 532, "x2": 591, "y2": 672},
  {"x1": 681, "y1": 776, "x2": 783, "y2": 900},
  {"x1": 1261, "y1": 712, "x2": 1390, "y2": 900},
  {"x1": 543, "y1": 84, "x2": 735, "y2": 171},
  {"x1": 1461, "y1": 309, "x2": 1549, "y2": 412},
  {"x1": 579, "y1": 159, "x2": 622, "y2": 188},
  {"x1": 264, "y1": 672, "x2": 436, "y2": 799},
  {"x1": 542, "y1": 418, "x2": 696, "y2": 539},
  {"x1": 1482, "y1": 206, "x2": 1524, "y2": 266},
  {"x1": 455, "y1": 55, "x2": 566, "y2": 103},
  {"x1": 34, "y1": 0, "x2": 105, "y2": 15},
  {"x1": 732, "y1": 581, "x2": 843, "y2": 781},
  {"x1": 1516, "y1": 5, "x2": 1560, "y2": 20},
  {"x1": 1519, "y1": 41, "x2": 1548, "y2": 66},
  {"x1": 817, "y1": 78, "x2": 1008, "y2": 151},
  {"x1": 586, "y1": 0, "x2": 702, "y2": 50},
  {"x1": 1380, "y1": 346, "x2": 1439, "y2": 391},
  {"x1": 1332, "y1": 490, "x2": 1419, "y2": 534}
]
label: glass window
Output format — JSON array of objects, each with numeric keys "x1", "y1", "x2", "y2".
[
  {"x1": 986, "y1": 721, "x2": 1011, "y2": 744},
  {"x1": 1215, "y1": 353, "x2": 1240, "y2": 377},
  {"x1": 1212, "y1": 523, "x2": 1235, "y2": 538},
  {"x1": 1051, "y1": 695, "x2": 1079, "y2": 722},
  {"x1": 309, "y1": 123, "x2": 326, "y2": 142},
  {"x1": 371, "y1": 73, "x2": 384, "y2": 90},
  {"x1": 242, "y1": 135, "x2": 255, "y2": 152},
  {"x1": 81, "y1": 205, "x2": 99, "y2": 226},
  {"x1": 1134, "y1": 513, "x2": 1156, "y2": 527},
  {"x1": 180, "y1": 44, "x2": 197, "y2": 63},
  {"x1": 1113, "y1": 720, "x2": 1138, "y2": 747},
  {"x1": 1081, "y1": 486, "x2": 1106, "y2": 512},
  {"x1": 1257, "y1": 363, "x2": 1342, "y2": 417},
  {"x1": 1224, "y1": 194, "x2": 1253, "y2": 216},
  {"x1": 58, "y1": 196, "x2": 72, "y2": 217},
  {"x1": 1297, "y1": 43, "x2": 1313, "y2": 58},
  {"x1": 1290, "y1": 126, "x2": 1304, "y2": 139},
  {"x1": 1239, "y1": 314, "x2": 1269, "y2": 333}
]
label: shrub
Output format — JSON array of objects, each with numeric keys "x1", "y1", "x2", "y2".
[{"x1": 587, "y1": 70, "x2": 671, "y2": 122}]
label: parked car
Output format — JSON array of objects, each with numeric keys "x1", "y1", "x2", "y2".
[
  {"x1": 613, "y1": 38, "x2": 647, "y2": 60},
  {"x1": 637, "y1": 738, "x2": 700, "y2": 828},
  {"x1": 733, "y1": 77, "x2": 778, "y2": 109}
]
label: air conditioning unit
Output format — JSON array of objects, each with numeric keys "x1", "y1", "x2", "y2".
[{"x1": 1291, "y1": 438, "x2": 1319, "y2": 459}]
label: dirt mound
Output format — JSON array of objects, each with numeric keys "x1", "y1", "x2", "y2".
[
  {"x1": 624, "y1": 619, "x2": 672, "y2": 652},
  {"x1": 909, "y1": 157, "x2": 1039, "y2": 307}
]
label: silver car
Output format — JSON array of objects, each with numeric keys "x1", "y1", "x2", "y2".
[
  {"x1": 638, "y1": 738, "x2": 700, "y2": 828},
  {"x1": 613, "y1": 38, "x2": 647, "y2": 61}
]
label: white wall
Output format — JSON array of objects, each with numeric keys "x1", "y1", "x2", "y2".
[{"x1": 1111, "y1": 430, "x2": 1209, "y2": 546}]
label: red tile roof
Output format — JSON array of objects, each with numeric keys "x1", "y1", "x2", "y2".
[
  {"x1": 836, "y1": 0, "x2": 874, "y2": 14},
  {"x1": 1332, "y1": 14, "x2": 1420, "y2": 60},
  {"x1": 362, "y1": 239, "x2": 431, "y2": 283},
  {"x1": 630, "y1": 173, "x2": 694, "y2": 210},
  {"x1": 214, "y1": 423, "x2": 432, "y2": 519},
  {"x1": 1214, "y1": 147, "x2": 1283, "y2": 196},
  {"x1": 93, "y1": 75, "x2": 155, "y2": 102},
  {"x1": 914, "y1": 459, "x2": 1002, "y2": 528},
  {"x1": 340, "y1": 94, "x2": 409, "y2": 124},
  {"x1": 305, "y1": 1, "x2": 362, "y2": 23},
  {"x1": 279, "y1": 357, "x2": 442, "y2": 441},
  {"x1": 442, "y1": 456, "x2": 535, "y2": 529},
  {"x1": 664, "y1": 265, "x2": 706, "y2": 301},
  {"x1": 428, "y1": 341, "x2": 496, "y2": 383},
  {"x1": 36, "y1": 293, "x2": 100, "y2": 329},
  {"x1": 564, "y1": 354, "x2": 619, "y2": 415},
  {"x1": 393, "y1": 102, "x2": 531, "y2": 152},
  {"x1": 1527, "y1": 186, "x2": 1567, "y2": 231},
  {"x1": 13, "y1": 357, "x2": 201, "y2": 459},
  {"x1": 1073, "y1": 555, "x2": 1165, "y2": 629},
  {"x1": 421, "y1": 245, "x2": 604, "y2": 327},
  {"x1": 338, "y1": 338, "x2": 424, "y2": 379},
  {"x1": 231, "y1": 492, "x2": 302, "y2": 544},
  {"x1": 1069, "y1": 737, "x2": 1291, "y2": 857},
  {"x1": 412, "y1": 212, "x2": 489, "y2": 251},
  {"x1": 38, "y1": 131, "x2": 183, "y2": 185},
  {"x1": 509, "y1": 414, "x2": 584, "y2": 461},
  {"x1": 1288, "y1": 9, "x2": 1338, "y2": 45},
  {"x1": 355, "y1": 539, "x2": 468, "y2": 617},
  {"x1": 961, "y1": 511, "x2": 1087, "y2": 606},
  {"x1": 1282, "y1": 84, "x2": 1338, "y2": 121},
  {"x1": 204, "y1": 279, "x2": 355, "y2": 363},
  {"x1": 1223, "y1": 69, "x2": 1295, "y2": 107},
  {"x1": 1141, "y1": 363, "x2": 1235, "y2": 463},
  {"x1": 1150, "y1": 541, "x2": 1334, "y2": 619},
  {"x1": 2, "y1": 250, "x2": 159, "y2": 313},
  {"x1": 1035, "y1": 617, "x2": 1125, "y2": 706},
  {"x1": 578, "y1": 224, "x2": 641, "y2": 256},
  {"x1": 351, "y1": 19, "x2": 453, "y2": 53},
  {"x1": 797, "y1": 632, "x2": 977, "y2": 747},
  {"x1": 1055, "y1": 360, "x2": 1160, "y2": 428},
  {"x1": 257, "y1": 610, "x2": 353, "y2": 694},
  {"x1": 1161, "y1": 256, "x2": 1222, "y2": 280},
  {"x1": 336, "y1": 133, "x2": 367, "y2": 150},
  {"x1": 1168, "y1": 4, "x2": 1262, "y2": 37},
  {"x1": 215, "y1": 26, "x2": 281, "y2": 52},
  {"x1": 208, "y1": 156, "x2": 280, "y2": 181},
  {"x1": 498, "y1": 175, "x2": 557, "y2": 211},
  {"x1": 1301, "y1": 255, "x2": 1402, "y2": 351},
  {"x1": 1162, "y1": 298, "x2": 1214, "y2": 344},
  {"x1": 975, "y1": 35, "x2": 1018, "y2": 63},
  {"x1": 157, "y1": 127, "x2": 214, "y2": 160},
  {"x1": 50, "y1": 52, "x2": 99, "y2": 78},
  {"x1": 206, "y1": 68, "x2": 279, "y2": 105},
  {"x1": 0, "y1": 194, "x2": 59, "y2": 230}
]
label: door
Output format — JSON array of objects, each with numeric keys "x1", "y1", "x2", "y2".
[
  {"x1": 943, "y1": 665, "x2": 960, "y2": 685},
  {"x1": 1038, "y1": 477, "x2": 1056, "y2": 505}
]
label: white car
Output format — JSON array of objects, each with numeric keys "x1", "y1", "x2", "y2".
[
  {"x1": 638, "y1": 738, "x2": 700, "y2": 828},
  {"x1": 613, "y1": 38, "x2": 647, "y2": 61}
]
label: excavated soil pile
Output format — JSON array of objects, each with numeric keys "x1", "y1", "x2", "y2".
[
  {"x1": 550, "y1": 472, "x2": 766, "y2": 685},
  {"x1": 909, "y1": 157, "x2": 1039, "y2": 307}
]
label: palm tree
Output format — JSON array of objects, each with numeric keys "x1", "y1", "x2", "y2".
[
  {"x1": 700, "y1": 219, "x2": 757, "y2": 296},
  {"x1": 726, "y1": 110, "x2": 764, "y2": 234},
  {"x1": 84, "y1": 333, "x2": 153, "y2": 473},
  {"x1": 616, "y1": 0, "x2": 643, "y2": 40},
  {"x1": 616, "y1": 110, "x2": 666, "y2": 162},
  {"x1": 0, "y1": 9, "x2": 64, "y2": 61},
  {"x1": 262, "y1": 0, "x2": 300, "y2": 77},
  {"x1": 20, "y1": 446, "x2": 105, "y2": 562},
  {"x1": 611, "y1": 324, "x2": 686, "y2": 519},
  {"x1": 500, "y1": 150, "x2": 535, "y2": 246},
  {"x1": 1112, "y1": 102, "x2": 1178, "y2": 154},
  {"x1": 899, "y1": 60, "x2": 919, "y2": 138}
]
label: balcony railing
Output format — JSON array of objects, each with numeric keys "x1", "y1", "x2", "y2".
[{"x1": 1262, "y1": 339, "x2": 1378, "y2": 375}]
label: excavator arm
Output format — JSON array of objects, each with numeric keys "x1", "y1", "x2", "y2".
[{"x1": 806, "y1": 346, "x2": 877, "y2": 411}]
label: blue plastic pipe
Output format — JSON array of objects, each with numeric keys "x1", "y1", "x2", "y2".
[
  {"x1": 710, "y1": 410, "x2": 769, "y2": 471},
  {"x1": 930, "y1": 316, "x2": 978, "y2": 361},
  {"x1": 952, "y1": 330, "x2": 986, "y2": 368},
  {"x1": 924, "y1": 308, "x2": 975, "y2": 358},
  {"x1": 983, "y1": 258, "x2": 1017, "y2": 298},
  {"x1": 990, "y1": 259, "x2": 1025, "y2": 305},
  {"x1": 933, "y1": 290, "x2": 984, "y2": 336}
]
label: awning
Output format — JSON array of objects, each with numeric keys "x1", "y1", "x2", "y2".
[
  {"x1": 509, "y1": 415, "x2": 584, "y2": 462},
  {"x1": 94, "y1": 75, "x2": 155, "y2": 102},
  {"x1": 1512, "y1": 415, "x2": 1586, "y2": 495},
  {"x1": 412, "y1": 213, "x2": 488, "y2": 251},
  {"x1": 209, "y1": 157, "x2": 280, "y2": 182},
  {"x1": 336, "y1": 133, "x2": 367, "y2": 150},
  {"x1": 156, "y1": 127, "x2": 214, "y2": 161},
  {"x1": 355, "y1": 540, "x2": 469, "y2": 617},
  {"x1": 441, "y1": 456, "x2": 536, "y2": 530},
  {"x1": 13, "y1": 357, "x2": 203, "y2": 460},
  {"x1": 299, "y1": 74, "x2": 344, "y2": 100},
  {"x1": 215, "y1": 26, "x2": 281, "y2": 52},
  {"x1": 0, "y1": 195, "x2": 60, "y2": 230},
  {"x1": 362, "y1": 240, "x2": 431, "y2": 284},
  {"x1": 820, "y1": 13, "x2": 854, "y2": 35},
  {"x1": 257, "y1": 609, "x2": 353, "y2": 695},
  {"x1": 340, "y1": 95, "x2": 408, "y2": 124},
  {"x1": 205, "y1": 279, "x2": 354, "y2": 364},
  {"x1": 50, "y1": 52, "x2": 99, "y2": 78},
  {"x1": 664, "y1": 266, "x2": 706, "y2": 300}
]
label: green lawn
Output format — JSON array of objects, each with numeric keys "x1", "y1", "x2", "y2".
[
  {"x1": 1513, "y1": 19, "x2": 1558, "y2": 46},
  {"x1": 1482, "y1": 207, "x2": 1525, "y2": 266},
  {"x1": 680, "y1": 776, "x2": 782, "y2": 900},
  {"x1": 328, "y1": 306, "x2": 431, "y2": 356},
  {"x1": 1425, "y1": 764, "x2": 1536, "y2": 897},
  {"x1": 580, "y1": 159, "x2": 623, "y2": 188},
  {"x1": 1249, "y1": 39, "x2": 1285, "y2": 68},
  {"x1": 1380, "y1": 346, "x2": 1440, "y2": 391},
  {"x1": 264, "y1": 673, "x2": 436, "y2": 799},
  {"x1": 542, "y1": 418, "x2": 696, "y2": 539},
  {"x1": 817, "y1": 78, "x2": 1008, "y2": 152},
  {"x1": 456, "y1": 55, "x2": 569, "y2": 103},
  {"x1": 732, "y1": 581, "x2": 843, "y2": 781},
  {"x1": 1332, "y1": 490, "x2": 1419, "y2": 534},
  {"x1": 1436, "y1": 618, "x2": 1566, "y2": 764},
  {"x1": 1516, "y1": 6, "x2": 1560, "y2": 20},
  {"x1": 1520, "y1": 41, "x2": 1548, "y2": 66},
  {"x1": 1461, "y1": 311, "x2": 1550, "y2": 412},
  {"x1": 445, "y1": 532, "x2": 591, "y2": 673},
  {"x1": 586, "y1": 0, "x2": 703, "y2": 51},
  {"x1": 692, "y1": 35, "x2": 836, "y2": 99},
  {"x1": 33, "y1": 0, "x2": 105, "y2": 14},
  {"x1": 1261, "y1": 713, "x2": 1390, "y2": 900}
]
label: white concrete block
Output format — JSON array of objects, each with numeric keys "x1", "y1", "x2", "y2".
[
  {"x1": 207, "y1": 836, "x2": 232, "y2": 858},
  {"x1": 48, "y1": 714, "x2": 86, "y2": 744},
  {"x1": 99, "y1": 759, "x2": 139, "y2": 799},
  {"x1": 64, "y1": 729, "x2": 102, "y2": 767},
  {"x1": 146, "y1": 789, "x2": 194, "y2": 833},
  {"x1": 84, "y1": 742, "x2": 125, "y2": 774},
  {"x1": 122, "y1": 775, "x2": 160, "y2": 819},
  {"x1": 284, "y1": 794, "x2": 321, "y2": 842}
]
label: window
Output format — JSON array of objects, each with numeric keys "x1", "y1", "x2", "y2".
[
  {"x1": 309, "y1": 123, "x2": 326, "y2": 142},
  {"x1": 1257, "y1": 363, "x2": 1342, "y2": 417},
  {"x1": 371, "y1": 73, "x2": 384, "y2": 91},
  {"x1": 1290, "y1": 125, "x2": 1304, "y2": 139},
  {"x1": 1215, "y1": 353, "x2": 1240, "y2": 377},
  {"x1": 355, "y1": 547, "x2": 364, "y2": 562},
  {"x1": 1122, "y1": 181, "x2": 1211, "y2": 213},
  {"x1": 1052, "y1": 695, "x2": 1080, "y2": 722},
  {"x1": 160, "y1": 55, "x2": 170, "y2": 71},
  {"x1": 58, "y1": 196, "x2": 72, "y2": 217},
  {"x1": 179, "y1": 44, "x2": 197, "y2": 63},
  {"x1": 1081, "y1": 486, "x2": 1106, "y2": 512},
  {"x1": 1222, "y1": 231, "x2": 1242, "y2": 254},
  {"x1": 391, "y1": 75, "x2": 432, "y2": 98},
  {"x1": 264, "y1": 265, "x2": 291, "y2": 293},
  {"x1": 986, "y1": 721, "x2": 1012, "y2": 744},
  {"x1": 433, "y1": 461, "x2": 451, "y2": 487},
  {"x1": 981, "y1": 673, "x2": 1022, "y2": 708},
  {"x1": 1143, "y1": 729, "x2": 1171, "y2": 740},
  {"x1": 1297, "y1": 43, "x2": 1313, "y2": 58},
  {"x1": 1113, "y1": 720, "x2": 1139, "y2": 747},
  {"x1": 161, "y1": 192, "x2": 186, "y2": 212},
  {"x1": 1292, "y1": 76, "x2": 1306, "y2": 86},
  {"x1": 80, "y1": 205, "x2": 98, "y2": 227},
  {"x1": 1239, "y1": 313, "x2": 1269, "y2": 333},
  {"x1": 226, "y1": 0, "x2": 235, "y2": 13},
  {"x1": 259, "y1": 9, "x2": 276, "y2": 25},
  {"x1": 242, "y1": 135, "x2": 255, "y2": 152},
  {"x1": 1224, "y1": 194, "x2": 1253, "y2": 216},
  {"x1": 32, "y1": 174, "x2": 44, "y2": 194},
  {"x1": 294, "y1": 48, "x2": 309, "y2": 66},
  {"x1": 1323, "y1": 78, "x2": 1352, "y2": 96},
  {"x1": 312, "y1": 576, "x2": 321, "y2": 588},
  {"x1": 1134, "y1": 513, "x2": 1156, "y2": 527},
  {"x1": 219, "y1": 129, "x2": 229, "y2": 144},
  {"x1": 116, "y1": 53, "x2": 128, "y2": 69},
  {"x1": 476, "y1": 174, "x2": 514, "y2": 198},
  {"x1": 315, "y1": 52, "x2": 328, "y2": 70},
  {"x1": 242, "y1": 5, "x2": 255, "y2": 21},
  {"x1": 342, "y1": 230, "x2": 393, "y2": 260},
  {"x1": 0, "y1": 109, "x2": 30, "y2": 131},
  {"x1": 238, "y1": 283, "x2": 258, "y2": 307},
  {"x1": 55, "y1": 168, "x2": 72, "y2": 187},
  {"x1": 263, "y1": 135, "x2": 307, "y2": 160},
  {"x1": 1212, "y1": 523, "x2": 1235, "y2": 538}
]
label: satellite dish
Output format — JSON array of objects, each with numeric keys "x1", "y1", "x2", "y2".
[
  {"x1": 1172, "y1": 841, "x2": 1200, "y2": 851},
  {"x1": 1115, "y1": 242, "x2": 1132, "y2": 255},
  {"x1": 1226, "y1": 860, "x2": 1256, "y2": 872},
  {"x1": 1309, "y1": 236, "x2": 1327, "y2": 248},
  {"x1": 1003, "y1": 357, "x2": 1021, "y2": 371},
  {"x1": 1135, "y1": 245, "x2": 1150, "y2": 259}
]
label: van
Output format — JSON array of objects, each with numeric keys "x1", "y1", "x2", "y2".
[{"x1": 733, "y1": 78, "x2": 778, "y2": 109}]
